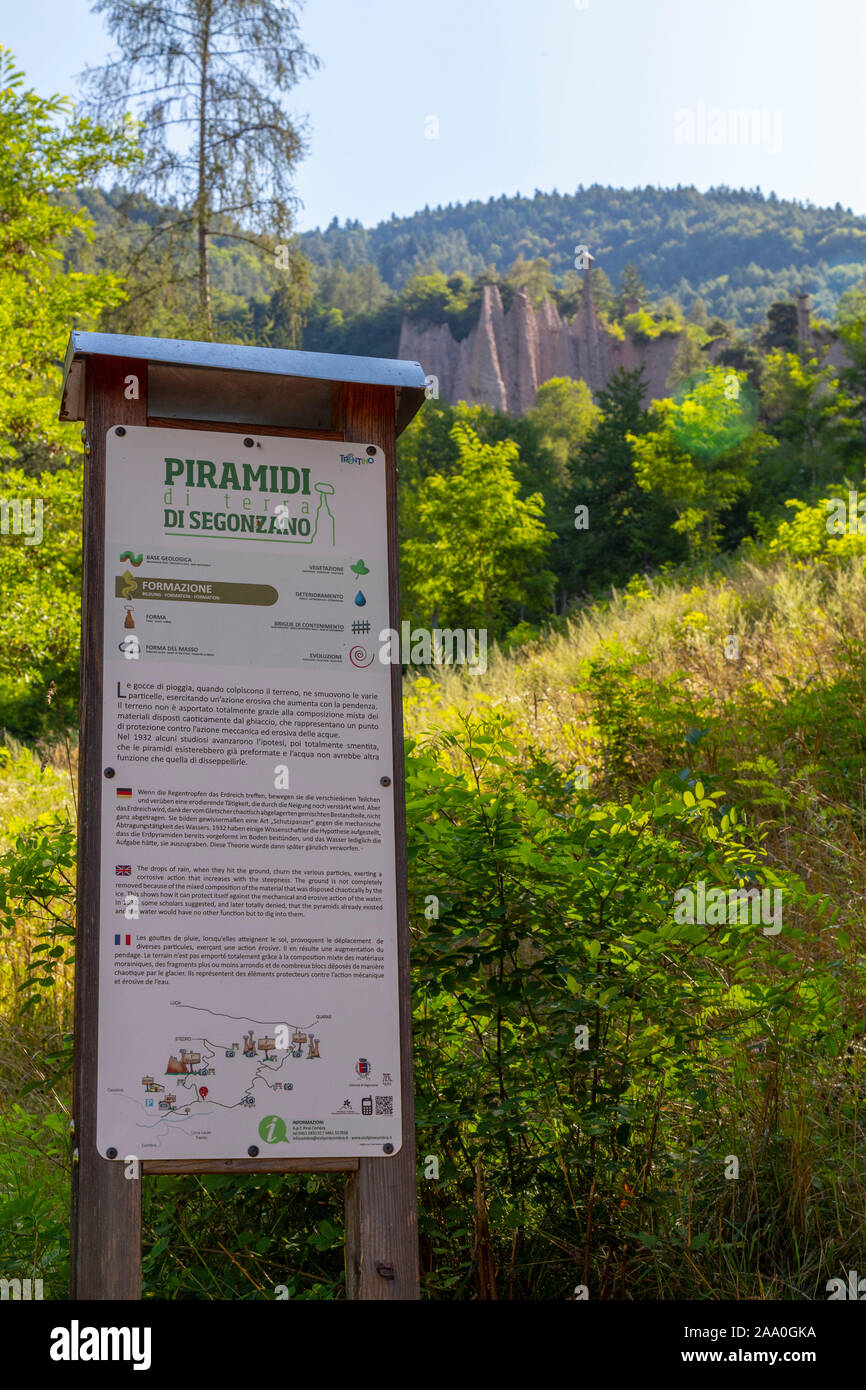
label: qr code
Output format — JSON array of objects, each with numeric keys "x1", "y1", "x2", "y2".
[{"x1": 375, "y1": 1095, "x2": 393, "y2": 1116}]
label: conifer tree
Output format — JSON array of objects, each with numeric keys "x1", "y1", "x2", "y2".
[{"x1": 83, "y1": 0, "x2": 318, "y2": 333}]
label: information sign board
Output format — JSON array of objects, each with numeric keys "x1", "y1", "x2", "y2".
[{"x1": 96, "y1": 425, "x2": 402, "y2": 1160}]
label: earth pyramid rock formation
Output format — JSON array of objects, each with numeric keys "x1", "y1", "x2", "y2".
[{"x1": 397, "y1": 265, "x2": 715, "y2": 413}]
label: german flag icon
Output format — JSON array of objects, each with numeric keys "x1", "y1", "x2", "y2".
[{"x1": 116, "y1": 787, "x2": 132, "y2": 798}]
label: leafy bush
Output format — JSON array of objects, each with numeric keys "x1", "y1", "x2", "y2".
[
  {"x1": 623, "y1": 309, "x2": 681, "y2": 341},
  {"x1": 406, "y1": 709, "x2": 853, "y2": 1297},
  {"x1": 0, "y1": 462, "x2": 83, "y2": 740},
  {"x1": 0, "y1": 1105, "x2": 69, "y2": 1293},
  {"x1": 764, "y1": 489, "x2": 866, "y2": 561}
]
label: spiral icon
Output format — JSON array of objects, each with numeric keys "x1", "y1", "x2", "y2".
[{"x1": 349, "y1": 644, "x2": 374, "y2": 668}]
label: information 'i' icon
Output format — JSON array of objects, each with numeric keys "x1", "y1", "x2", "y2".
[{"x1": 259, "y1": 1114, "x2": 288, "y2": 1144}]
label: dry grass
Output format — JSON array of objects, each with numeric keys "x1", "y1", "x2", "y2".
[
  {"x1": 405, "y1": 557, "x2": 866, "y2": 762},
  {"x1": 0, "y1": 736, "x2": 76, "y2": 851},
  {"x1": 406, "y1": 555, "x2": 866, "y2": 916}
]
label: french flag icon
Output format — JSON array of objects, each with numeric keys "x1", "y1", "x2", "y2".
[{"x1": 114, "y1": 934, "x2": 131, "y2": 946}]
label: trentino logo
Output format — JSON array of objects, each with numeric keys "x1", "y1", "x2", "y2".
[{"x1": 340, "y1": 452, "x2": 371, "y2": 465}]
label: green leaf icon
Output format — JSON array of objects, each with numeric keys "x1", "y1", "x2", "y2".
[{"x1": 350, "y1": 558, "x2": 370, "y2": 576}]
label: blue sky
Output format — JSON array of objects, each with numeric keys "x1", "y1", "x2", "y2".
[{"x1": 6, "y1": 0, "x2": 865, "y2": 230}]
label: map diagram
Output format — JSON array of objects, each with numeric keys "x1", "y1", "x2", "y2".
[{"x1": 127, "y1": 1003, "x2": 326, "y2": 1130}]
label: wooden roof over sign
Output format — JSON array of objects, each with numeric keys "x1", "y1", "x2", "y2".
[{"x1": 60, "y1": 331, "x2": 428, "y2": 436}]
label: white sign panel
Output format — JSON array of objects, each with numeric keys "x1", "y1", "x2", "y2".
[{"x1": 96, "y1": 425, "x2": 402, "y2": 1160}]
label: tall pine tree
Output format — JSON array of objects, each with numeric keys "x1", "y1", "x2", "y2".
[{"x1": 82, "y1": 0, "x2": 318, "y2": 334}]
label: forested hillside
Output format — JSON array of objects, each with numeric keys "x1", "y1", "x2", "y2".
[
  {"x1": 300, "y1": 184, "x2": 866, "y2": 326},
  {"x1": 69, "y1": 183, "x2": 866, "y2": 360}
]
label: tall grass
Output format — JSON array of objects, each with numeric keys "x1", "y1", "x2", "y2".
[{"x1": 407, "y1": 555, "x2": 866, "y2": 916}]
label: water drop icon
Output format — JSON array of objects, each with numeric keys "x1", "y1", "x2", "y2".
[{"x1": 354, "y1": 590, "x2": 367, "y2": 607}]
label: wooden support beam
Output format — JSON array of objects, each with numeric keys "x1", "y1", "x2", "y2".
[
  {"x1": 341, "y1": 384, "x2": 420, "y2": 1300},
  {"x1": 143, "y1": 1158, "x2": 357, "y2": 1176},
  {"x1": 70, "y1": 357, "x2": 148, "y2": 1300},
  {"x1": 146, "y1": 416, "x2": 343, "y2": 440}
]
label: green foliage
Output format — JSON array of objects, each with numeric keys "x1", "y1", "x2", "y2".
[
  {"x1": 759, "y1": 349, "x2": 860, "y2": 492},
  {"x1": 687, "y1": 296, "x2": 710, "y2": 328},
  {"x1": 528, "y1": 378, "x2": 601, "y2": 475},
  {"x1": 0, "y1": 48, "x2": 136, "y2": 463},
  {"x1": 141, "y1": 1173, "x2": 345, "y2": 1300},
  {"x1": 623, "y1": 309, "x2": 681, "y2": 342},
  {"x1": 407, "y1": 709, "x2": 850, "y2": 1298},
  {"x1": 0, "y1": 812, "x2": 75, "y2": 1040},
  {"x1": 402, "y1": 424, "x2": 555, "y2": 630},
  {"x1": 4, "y1": 47, "x2": 866, "y2": 1300},
  {"x1": 315, "y1": 261, "x2": 390, "y2": 317},
  {"x1": 397, "y1": 307, "x2": 866, "y2": 612},
  {"x1": 570, "y1": 368, "x2": 685, "y2": 588},
  {"x1": 296, "y1": 256, "x2": 563, "y2": 356},
  {"x1": 761, "y1": 487, "x2": 866, "y2": 562},
  {"x1": 665, "y1": 325, "x2": 710, "y2": 393},
  {"x1": 0, "y1": 463, "x2": 83, "y2": 739},
  {"x1": 397, "y1": 269, "x2": 483, "y2": 339},
  {"x1": 630, "y1": 368, "x2": 773, "y2": 558},
  {"x1": 616, "y1": 260, "x2": 647, "y2": 316},
  {"x1": 0, "y1": 1105, "x2": 70, "y2": 1293},
  {"x1": 66, "y1": 178, "x2": 866, "y2": 369},
  {"x1": 503, "y1": 255, "x2": 555, "y2": 309}
]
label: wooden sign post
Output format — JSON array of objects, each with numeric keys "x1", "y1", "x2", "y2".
[{"x1": 61, "y1": 333, "x2": 426, "y2": 1300}]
